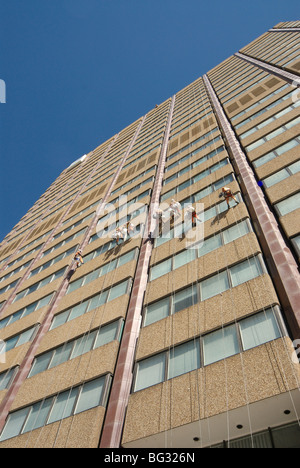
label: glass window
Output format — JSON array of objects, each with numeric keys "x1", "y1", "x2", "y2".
[
  {"x1": 135, "y1": 353, "x2": 166, "y2": 391},
  {"x1": 29, "y1": 351, "x2": 53, "y2": 378},
  {"x1": 289, "y1": 160, "x2": 300, "y2": 174},
  {"x1": 173, "y1": 285, "x2": 198, "y2": 314},
  {"x1": 173, "y1": 249, "x2": 196, "y2": 270},
  {"x1": 151, "y1": 258, "x2": 172, "y2": 281},
  {"x1": 94, "y1": 321, "x2": 120, "y2": 348},
  {"x1": 22, "y1": 398, "x2": 53, "y2": 433},
  {"x1": 203, "y1": 325, "x2": 239, "y2": 365},
  {"x1": 200, "y1": 271, "x2": 229, "y2": 301},
  {"x1": 0, "y1": 368, "x2": 16, "y2": 391},
  {"x1": 222, "y1": 220, "x2": 250, "y2": 244},
  {"x1": 17, "y1": 327, "x2": 36, "y2": 347},
  {"x1": 51, "y1": 309, "x2": 70, "y2": 330},
  {"x1": 144, "y1": 297, "x2": 170, "y2": 326},
  {"x1": 276, "y1": 138, "x2": 299, "y2": 156},
  {"x1": 198, "y1": 234, "x2": 222, "y2": 257},
  {"x1": 263, "y1": 168, "x2": 289, "y2": 188},
  {"x1": 87, "y1": 293, "x2": 107, "y2": 313},
  {"x1": 75, "y1": 377, "x2": 105, "y2": 414},
  {"x1": 118, "y1": 249, "x2": 136, "y2": 267},
  {"x1": 67, "y1": 278, "x2": 83, "y2": 294},
  {"x1": 168, "y1": 340, "x2": 200, "y2": 379},
  {"x1": 276, "y1": 192, "x2": 300, "y2": 216},
  {"x1": 48, "y1": 388, "x2": 77, "y2": 424},
  {"x1": 239, "y1": 309, "x2": 281, "y2": 351},
  {"x1": 108, "y1": 280, "x2": 129, "y2": 301},
  {"x1": 49, "y1": 341, "x2": 74, "y2": 368},
  {"x1": 230, "y1": 257, "x2": 263, "y2": 287},
  {"x1": 38, "y1": 293, "x2": 53, "y2": 309},
  {"x1": 0, "y1": 407, "x2": 30, "y2": 441},
  {"x1": 71, "y1": 331, "x2": 97, "y2": 359}
]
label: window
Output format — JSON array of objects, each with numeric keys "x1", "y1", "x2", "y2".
[
  {"x1": 253, "y1": 137, "x2": 300, "y2": 168},
  {"x1": 4, "y1": 325, "x2": 38, "y2": 352},
  {"x1": 66, "y1": 249, "x2": 137, "y2": 295},
  {"x1": 200, "y1": 270, "x2": 229, "y2": 300},
  {"x1": 229, "y1": 256, "x2": 263, "y2": 287},
  {"x1": 144, "y1": 297, "x2": 170, "y2": 327},
  {"x1": 0, "y1": 367, "x2": 18, "y2": 391},
  {"x1": 239, "y1": 309, "x2": 281, "y2": 350},
  {"x1": 134, "y1": 353, "x2": 166, "y2": 392},
  {"x1": 168, "y1": 340, "x2": 200, "y2": 379},
  {"x1": 50, "y1": 279, "x2": 131, "y2": 330},
  {"x1": 0, "y1": 375, "x2": 111, "y2": 442},
  {"x1": 291, "y1": 234, "x2": 300, "y2": 257},
  {"x1": 13, "y1": 268, "x2": 66, "y2": 303},
  {"x1": 144, "y1": 255, "x2": 265, "y2": 327},
  {"x1": 275, "y1": 192, "x2": 300, "y2": 216},
  {"x1": 263, "y1": 160, "x2": 300, "y2": 188},
  {"x1": 134, "y1": 308, "x2": 284, "y2": 392},
  {"x1": 203, "y1": 325, "x2": 239, "y2": 365}
]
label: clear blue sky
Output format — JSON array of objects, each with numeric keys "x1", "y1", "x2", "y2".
[{"x1": 0, "y1": 0, "x2": 299, "y2": 242}]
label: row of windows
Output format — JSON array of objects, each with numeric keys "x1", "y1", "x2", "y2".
[
  {"x1": 218, "y1": 66, "x2": 262, "y2": 100},
  {"x1": 155, "y1": 193, "x2": 242, "y2": 248},
  {"x1": 275, "y1": 192, "x2": 300, "y2": 217},
  {"x1": 29, "y1": 246, "x2": 76, "y2": 279},
  {"x1": 253, "y1": 136, "x2": 300, "y2": 168},
  {"x1": 13, "y1": 267, "x2": 66, "y2": 304},
  {"x1": 167, "y1": 128, "x2": 219, "y2": 162},
  {"x1": 245, "y1": 115, "x2": 300, "y2": 153},
  {"x1": 237, "y1": 88, "x2": 296, "y2": 134},
  {"x1": 263, "y1": 160, "x2": 300, "y2": 188},
  {"x1": 144, "y1": 255, "x2": 265, "y2": 327},
  {"x1": 164, "y1": 149, "x2": 227, "y2": 186},
  {"x1": 66, "y1": 248, "x2": 137, "y2": 295},
  {"x1": 29, "y1": 319, "x2": 123, "y2": 378},
  {"x1": 165, "y1": 144, "x2": 225, "y2": 174},
  {"x1": 0, "y1": 277, "x2": 19, "y2": 297},
  {"x1": 41, "y1": 227, "x2": 86, "y2": 259},
  {"x1": 0, "y1": 293, "x2": 53, "y2": 330},
  {"x1": 222, "y1": 72, "x2": 266, "y2": 106},
  {"x1": 52, "y1": 212, "x2": 93, "y2": 242},
  {"x1": 4, "y1": 324, "x2": 38, "y2": 352},
  {"x1": 161, "y1": 159, "x2": 230, "y2": 201},
  {"x1": 0, "y1": 375, "x2": 111, "y2": 442},
  {"x1": 134, "y1": 308, "x2": 283, "y2": 392},
  {"x1": 170, "y1": 108, "x2": 212, "y2": 140},
  {"x1": 5, "y1": 242, "x2": 43, "y2": 271},
  {"x1": 150, "y1": 219, "x2": 251, "y2": 282},
  {"x1": 110, "y1": 165, "x2": 156, "y2": 197},
  {"x1": 231, "y1": 83, "x2": 290, "y2": 123},
  {"x1": 50, "y1": 278, "x2": 132, "y2": 330}
]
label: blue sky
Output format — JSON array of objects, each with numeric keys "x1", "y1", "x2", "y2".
[{"x1": 0, "y1": 0, "x2": 299, "y2": 242}]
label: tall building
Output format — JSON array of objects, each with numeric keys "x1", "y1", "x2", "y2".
[{"x1": 0, "y1": 21, "x2": 300, "y2": 448}]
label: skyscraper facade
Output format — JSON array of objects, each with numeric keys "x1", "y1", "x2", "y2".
[{"x1": 0, "y1": 21, "x2": 299, "y2": 448}]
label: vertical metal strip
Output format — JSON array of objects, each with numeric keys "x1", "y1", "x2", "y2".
[
  {"x1": 235, "y1": 52, "x2": 300, "y2": 86},
  {"x1": 99, "y1": 96, "x2": 176, "y2": 448},
  {"x1": 203, "y1": 73, "x2": 300, "y2": 338}
]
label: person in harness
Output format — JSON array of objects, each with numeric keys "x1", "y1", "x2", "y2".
[
  {"x1": 74, "y1": 249, "x2": 84, "y2": 268},
  {"x1": 221, "y1": 186, "x2": 239, "y2": 209}
]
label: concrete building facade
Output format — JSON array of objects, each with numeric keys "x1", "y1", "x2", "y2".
[{"x1": 0, "y1": 21, "x2": 299, "y2": 448}]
